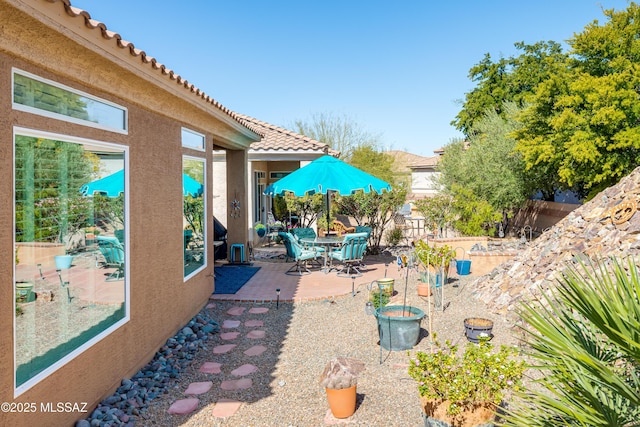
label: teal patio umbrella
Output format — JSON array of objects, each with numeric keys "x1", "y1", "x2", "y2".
[
  {"x1": 263, "y1": 155, "x2": 392, "y2": 226},
  {"x1": 80, "y1": 169, "x2": 203, "y2": 197}
]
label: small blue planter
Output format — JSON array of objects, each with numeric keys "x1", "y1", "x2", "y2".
[
  {"x1": 54, "y1": 255, "x2": 73, "y2": 269},
  {"x1": 456, "y1": 259, "x2": 471, "y2": 275}
]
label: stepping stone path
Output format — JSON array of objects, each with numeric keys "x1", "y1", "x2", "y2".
[
  {"x1": 244, "y1": 345, "x2": 267, "y2": 356},
  {"x1": 184, "y1": 381, "x2": 213, "y2": 395},
  {"x1": 164, "y1": 305, "x2": 271, "y2": 418},
  {"x1": 211, "y1": 399, "x2": 243, "y2": 418},
  {"x1": 167, "y1": 398, "x2": 199, "y2": 415},
  {"x1": 222, "y1": 319, "x2": 241, "y2": 328},
  {"x1": 220, "y1": 378, "x2": 253, "y2": 391},
  {"x1": 227, "y1": 306, "x2": 246, "y2": 316},
  {"x1": 213, "y1": 344, "x2": 237, "y2": 354},
  {"x1": 246, "y1": 330, "x2": 266, "y2": 339},
  {"x1": 245, "y1": 320, "x2": 263, "y2": 327},
  {"x1": 199, "y1": 362, "x2": 222, "y2": 374},
  {"x1": 231, "y1": 364, "x2": 258, "y2": 376},
  {"x1": 220, "y1": 331, "x2": 241, "y2": 340}
]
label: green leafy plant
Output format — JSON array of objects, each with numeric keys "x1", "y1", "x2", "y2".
[
  {"x1": 414, "y1": 240, "x2": 456, "y2": 269},
  {"x1": 254, "y1": 223, "x2": 266, "y2": 231},
  {"x1": 385, "y1": 227, "x2": 404, "y2": 246},
  {"x1": 408, "y1": 338, "x2": 524, "y2": 417},
  {"x1": 370, "y1": 291, "x2": 389, "y2": 309},
  {"x1": 503, "y1": 257, "x2": 640, "y2": 426}
]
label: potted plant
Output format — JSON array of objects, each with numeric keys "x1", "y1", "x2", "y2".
[
  {"x1": 320, "y1": 357, "x2": 365, "y2": 419},
  {"x1": 414, "y1": 240, "x2": 456, "y2": 287},
  {"x1": 254, "y1": 222, "x2": 266, "y2": 238},
  {"x1": 408, "y1": 338, "x2": 524, "y2": 427}
]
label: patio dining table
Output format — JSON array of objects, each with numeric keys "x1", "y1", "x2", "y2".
[{"x1": 300, "y1": 235, "x2": 344, "y2": 273}]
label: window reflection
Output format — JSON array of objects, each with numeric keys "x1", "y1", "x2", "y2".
[
  {"x1": 14, "y1": 134, "x2": 126, "y2": 390},
  {"x1": 183, "y1": 157, "x2": 205, "y2": 277}
]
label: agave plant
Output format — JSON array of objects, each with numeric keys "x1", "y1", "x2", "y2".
[{"x1": 503, "y1": 257, "x2": 640, "y2": 426}]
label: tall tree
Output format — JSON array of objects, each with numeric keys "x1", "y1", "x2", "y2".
[
  {"x1": 453, "y1": 41, "x2": 568, "y2": 136},
  {"x1": 514, "y1": 3, "x2": 640, "y2": 199},
  {"x1": 292, "y1": 112, "x2": 381, "y2": 159}
]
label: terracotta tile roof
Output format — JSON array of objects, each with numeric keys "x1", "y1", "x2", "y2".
[
  {"x1": 237, "y1": 114, "x2": 340, "y2": 156},
  {"x1": 45, "y1": 0, "x2": 262, "y2": 137},
  {"x1": 409, "y1": 156, "x2": 440, "y2": 168},
  {"x1": 385, "y1": 150, "x2": 438, "y2": 173}
]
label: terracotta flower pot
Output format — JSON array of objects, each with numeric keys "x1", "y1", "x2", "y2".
[
  {"x1": 422, "y1": 399, "x2": 495, "y2": 427},
  {"x1": 417, "y1": 282, "x2": 432, "y2": 296},
  {"x1": 325, "y1": 385, "x2": 357, "y2": 418}
]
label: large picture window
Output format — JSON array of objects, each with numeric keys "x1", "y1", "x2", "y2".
[
  {"x1": 183, "y1": 157, "x2": 206, "y2": 278},
  {"x1": 14, "y1": 128, "x2": 128, "y2": 394}
]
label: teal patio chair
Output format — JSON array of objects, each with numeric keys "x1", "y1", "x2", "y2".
[
  {"x1": 97, "y1": 235, "x2": 125, "y2": 281},
  {"x1": 279, "y1": 232, "x2": 320, "y2": 276},
  {"x1": 328, "y1": 232, "x2": 369, "y2": 277}
]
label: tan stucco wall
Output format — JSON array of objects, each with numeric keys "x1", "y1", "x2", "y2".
[{"x1": 0, "y1": 2, "x2": 255, "y2": 425}]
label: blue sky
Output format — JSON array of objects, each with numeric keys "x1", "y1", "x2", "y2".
[{"x1": 71, "y1": 0, "x2": 631, "y2": 156}]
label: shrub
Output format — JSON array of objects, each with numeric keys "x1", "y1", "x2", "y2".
[{"x1": 408, "y1": 337, "x2": 524, "y2": 416}]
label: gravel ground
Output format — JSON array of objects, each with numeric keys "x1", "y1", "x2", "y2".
[{"x1": 141, "y1": 258, "x2": 523, "y2": 427}]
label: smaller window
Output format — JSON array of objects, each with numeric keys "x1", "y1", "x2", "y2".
[
  {"x1": 270, "y1": 171, "x2": 291, "y2": 180},
  {"x1": 12, "y1": 69, "x2": 127, "y2": 133},
  {"x1": 182, "y1": 128, "x2": 205, "y2": 150}
]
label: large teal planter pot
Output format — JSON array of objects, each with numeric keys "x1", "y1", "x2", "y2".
[{"x1": 375, "y1": 305, "x2": 425, "y2": 351}]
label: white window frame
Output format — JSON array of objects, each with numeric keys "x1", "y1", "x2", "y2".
[
  {"x1": 12, "y1": 68, "x2": 128, "y2": 134},
  {"x1": 12, "y1": 126, "x2": 130, "y2": 397},
  {"x1": 183, "y1": 155, "x2": 207, "y2": 281},
  {"x1": 181, "y1": 127, "x2": 206, "y2": 151}
]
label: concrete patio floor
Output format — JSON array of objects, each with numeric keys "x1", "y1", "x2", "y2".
[{"x1": 210, "y1": 246, "x2": 404, "y2": 303}]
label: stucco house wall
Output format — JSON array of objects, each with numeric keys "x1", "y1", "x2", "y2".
[{"x1": 1, "y1": 1, "x2": 258, "y2": 425}]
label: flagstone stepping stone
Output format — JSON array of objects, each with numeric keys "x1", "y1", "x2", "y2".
[
  {"x1": 167, "y1": 398, "x2": 199, "y2": 415},
  {"x1": 222, "y1": 320, "x2": 241, "y2": 329},
  {"x1": 244, "y1": 345, "x2": 267, "y2": 356},
  {"x1": 248, "y1": 307, "x2": 269, "y2": 314},
  {"x1": 213, "y1": 344, "x2": 237, "y2": 354},
  {"x1": 220, "y1": 378, "x2": 253, "y2": 391},
  {"x1": 231, "y1": 364, "x2": 259, "y2": 376},
  {"x1": 205, "y1": 303, "x2": 216, "y2": 309},
  {"x1": 246, "y1": 330, "x2": 266, "y2": 339},
  {"x1": 226, "y1": 306, "x2": 246, "y2": 316},
  {"x1": 220, "y1": 332, "x2": 241, "y2": 340},
  {"x1": 211, "y1": 399, "x2": 242, "y2": 418},
  {"x1": 244, "y1": 320, "x2": 263, "y2": 327},
  {"x1": 199, "y1": 362, "x2": 222, "y2": 374},
  {"x1": 185, "y1": 381, "x2": 213, "y2": 395}
]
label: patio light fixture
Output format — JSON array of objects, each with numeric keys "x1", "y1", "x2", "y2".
[{"x1": 276, "y1": 288, "x2": 280, "y2": 309}]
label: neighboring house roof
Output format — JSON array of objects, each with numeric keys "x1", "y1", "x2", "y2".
[
  {"x1": 238, "y1": 114, "x2": 340, "y2": 156},
  {"x1": 385, "y1": 150, "x2": 437, "y2": 174},
  {"x1": 38, "y1": 0, "x2": 262, "y2": 139},
  {"x1": 409, "y1": 155, "x2": 439, "y2": 169}
]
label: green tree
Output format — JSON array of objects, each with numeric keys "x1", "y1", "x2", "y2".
[
  {"x1": 453, "y1": 41, "x2": 568, "y2": 136},
  {"x1": 284, "y1": 193, "x2": 324, "y2": 228},
  {"x1": 414, "y1": 193, "x2": 455, "y2": 236},
  {"x1": 515, "y1": 3, "x2": 640, "y2": 199},
  {"x1": 291, "y1": 112, "x2": 381, "y2": 159},
  {"x1": 334, "y1": 147, "x2": 406, "y2": 252},
  {"x1": 504, "y1": 257, "x2": 640, "y2": 426},
  {"x1": 449, "y1": 185, "x2": 501, "y2": 236}
]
